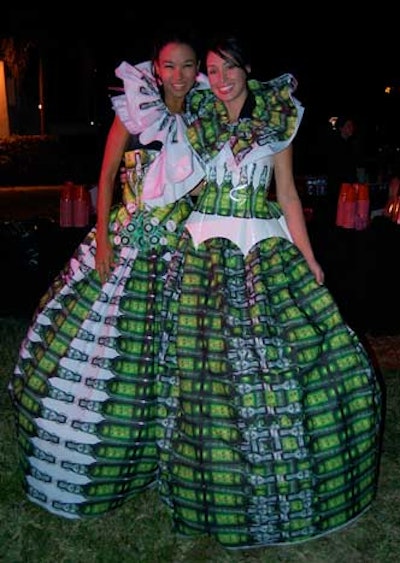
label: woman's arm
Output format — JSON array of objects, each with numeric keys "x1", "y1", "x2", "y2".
[
  {"x1": 274, "y1": 145, "x2": 324, "y2": 285},
  {"x1": 95, "y1": 115, "x2": 130, "y2": 283}
]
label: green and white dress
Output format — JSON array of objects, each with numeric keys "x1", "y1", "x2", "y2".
[
  {"x1": 9, "y1": 60, "x2": 208, "y2": 519},
  {"x1": 158, "y1": 75, "x2": 383, "y2": 549}
]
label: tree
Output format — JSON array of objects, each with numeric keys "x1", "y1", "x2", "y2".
[{"x1": 0, "y1": 37, "x2": 36, "y2": 135}]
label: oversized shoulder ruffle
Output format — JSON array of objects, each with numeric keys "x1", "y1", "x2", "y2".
[
  {"x1": 186, "y1": 73, "x2": 304, "y2": 164},
  {"x1": 111, "y1": 61, "x2": 209, "y2": 203},
  {"x1": 111, "y1": 60, "x2": 209, "y2": 141}
]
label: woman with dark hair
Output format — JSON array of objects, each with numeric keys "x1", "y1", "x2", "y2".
[
  {"x1": 159, "y1": 34, "x2": 383, "y2": 549},
  {"x1": 9, "y1": 29, "x2": 208, "y2": 519},
  {"x1": 324, "y1": 114, "x2": 363, "y2": 225}
]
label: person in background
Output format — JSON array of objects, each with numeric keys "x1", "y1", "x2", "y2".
[
  {"x1": 309, "y1": 114, "x2": 371, "y2": 334},
  {"x1": 9, "y1": 28, "x2": 208, "y2": 519},
  {"x1": 384, "y1": 167, "x2": 400, "y2": 220},
  {"x1": 323, "y1": 114, "x2": 365, "y2": 225},
  {"x1": 158, "y1": 33, "x2": 383, "y2": 550}
]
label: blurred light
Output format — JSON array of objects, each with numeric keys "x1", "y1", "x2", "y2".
[{"x1": 329, "y1": 116, "x2": 338, "y2": 129}]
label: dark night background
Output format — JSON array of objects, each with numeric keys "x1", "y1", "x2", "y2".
[{"x1": 1, "y1": 4, "x2": 399, "y2": 178}]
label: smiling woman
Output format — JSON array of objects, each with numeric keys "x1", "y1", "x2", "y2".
[{"x1": 7, "y1": 25, "x2": 211, "y2": 530}]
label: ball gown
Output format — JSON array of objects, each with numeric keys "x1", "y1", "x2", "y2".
[
  {"x1": 9, "y1": 61, "x2": 208, "y2": 519},
  {"x1": 157, "y1": 75, "x2": 383, "y2": 549}
]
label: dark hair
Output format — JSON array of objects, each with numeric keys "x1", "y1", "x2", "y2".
[
  {"x1": 335, "y1": 115, "x2": 354, "y2": 130},
  {"x1": 148, "y1": 23, "x2": 200, "y2": 103},
  {"x1": 205, "y1": 33, "x2": 251, "y2": 75},
  {"x1": 151, "y1": 24, "x2": 200, "y2": 67}
]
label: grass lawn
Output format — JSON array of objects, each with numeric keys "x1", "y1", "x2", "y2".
[{"x1": 1, "y1": 316, "x2": 399, "y2": 563}]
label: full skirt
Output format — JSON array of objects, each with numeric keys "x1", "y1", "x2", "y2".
[
  {"x1": 9, "y1": 198, "x2": 193, "y2": 518},
  {"x1": 158, "y1": 232, "x2": 383, "y2": 548}
]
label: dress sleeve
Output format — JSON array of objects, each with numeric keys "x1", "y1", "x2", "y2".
[
  {"x1": 255, "y1": 73, "x2": 304, "y2": 153},
  {"x1": 111, "y1": 61, "x2": 164, "y2": 135}
]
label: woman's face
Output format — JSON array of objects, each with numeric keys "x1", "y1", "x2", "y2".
[
  {"x1": 155, "y1": 42, "x2": 199, "y2": 103},
  {"x1": 206, "y1": 50, "x2": 248, "y2": 104}
]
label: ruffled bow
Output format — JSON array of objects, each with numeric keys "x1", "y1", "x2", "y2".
[{"x1": 111, "y1": 61, "x2": 209, "y2": 201}]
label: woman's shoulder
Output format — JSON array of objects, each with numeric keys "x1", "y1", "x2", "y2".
[
  {"x1": 114, "y1": 60, "x2": 154, "y2": 84},
  {"x1": 246, "y1": 74, "x2": 304, "y2": 152},
  {"x1": 111, "y1": 60, "x2": 167, "y2": 135}
]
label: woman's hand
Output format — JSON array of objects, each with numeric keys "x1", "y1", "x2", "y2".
[
  {"x1": 94, "y1": 115, "x2": 130, "y2": 284},
  {"x1": 95, "y1": 236, "x2": 115, "y2": 284},
  {"x1": 306, "y1": 257, "x2": 325, "y2": 286}
]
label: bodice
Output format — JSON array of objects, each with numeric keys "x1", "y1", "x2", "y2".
[
  {"x1": 184, "y1": 75, "x2": 304, "y2": 255},
  {"x1": 195, "y1": 144, "x2": 277, "y2": 220},
  {"x1": 111, "y1": 148, "x2": 194, "y2": 249},
  {"x1": 186, "y1": 146, "x2": 292, "y2": 255}
]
